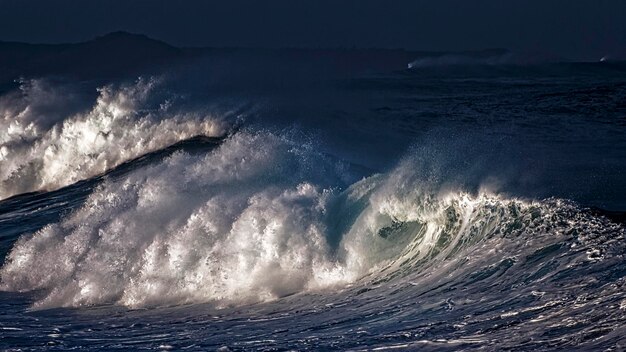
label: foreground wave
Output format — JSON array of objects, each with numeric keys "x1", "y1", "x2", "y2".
[{"x1": 2, "y1": 131, "x2": 623, "y2": 316}]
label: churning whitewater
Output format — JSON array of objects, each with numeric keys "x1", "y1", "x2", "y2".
[
  {"x1": 1, "y1": 58, "x2": 626, "y2": 350},
  {"x1": 2, "y1": 126, "x2": 624, "y2": 311},
  {"x1": 0, "y1": 78, "x2": 231, "y2": 199}
]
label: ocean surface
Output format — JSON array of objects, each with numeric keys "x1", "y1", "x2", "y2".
[{"x1": 1, "y1": 43, "x2": 626, "y2": 350}]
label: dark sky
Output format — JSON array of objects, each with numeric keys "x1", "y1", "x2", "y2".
[{"x1": 1, "y1": 0, "x2": 625, "y2": 60}]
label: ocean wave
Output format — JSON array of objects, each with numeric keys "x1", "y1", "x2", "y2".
[
  {"x1": 1, "y1": 130, "x2": 621, "y2": 310},
  {"x1": 0, "y1": 131, "x2": 354, "y2": 308},
  {"x1": 0, "y1": 77, "x2": 235, "y2": 200},
  {"x1": 407, "y1": 51, "x2": 512, "y2": 69}
]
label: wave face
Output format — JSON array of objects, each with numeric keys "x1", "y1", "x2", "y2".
[{"x1": 0, "y1": 78, "x2": 231, "y2": 199}]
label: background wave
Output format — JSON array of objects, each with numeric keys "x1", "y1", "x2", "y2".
[{"x1": 0, "y1": 77, "x2": 237, "y2": 199}]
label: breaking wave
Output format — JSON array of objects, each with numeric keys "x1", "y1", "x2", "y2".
[
  {"x1": 1, "y1": 130, "x2": 622, "y2": 310},
  {"x1": 0, "y1": 78, "x2": 235, "y2": 199},
  {"x1": 407, "y1": 51, "x2": 512, "y2": 69}
]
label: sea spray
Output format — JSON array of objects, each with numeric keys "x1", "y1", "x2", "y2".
[{"x1": 0, "y1": 77, "x2": 234, "y2": 199}]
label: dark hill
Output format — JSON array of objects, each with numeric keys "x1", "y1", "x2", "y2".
[
  {"x1": 0, "y1": 32, "x2": 512, "y2": 85},
  {"x1": 0, "y1": 31, "x2": 182, "y2": 81}
]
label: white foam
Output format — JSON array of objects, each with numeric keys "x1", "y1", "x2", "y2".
[
  {"x1": 0, "y1": 131, "x2": 353, "y2": 308},
  {"x1": 0, "y1": 78, "x2": 232, "y2": 199},
  {"x1": 1, "y1": 133, "x2": 613, "y2": 309}
]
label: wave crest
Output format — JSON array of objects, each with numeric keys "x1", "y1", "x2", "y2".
[
  {"x1": 0, "y1": 131, "x2": 352, "y2": 308},
  {"x1": 0, "y1": 78, "x2": 233, "y2": 199}
]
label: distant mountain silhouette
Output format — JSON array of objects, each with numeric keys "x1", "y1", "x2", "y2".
[
  {"x1": 0, "y1": 31, "x2": 182, "y2": 81},
  {"x1": 0, "y1": 31, "x2": 511, "y2": 84}
]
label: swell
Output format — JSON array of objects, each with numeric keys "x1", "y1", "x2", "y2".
[{"x1": 1, "y1": 130, "x2": 623, "y2": 310}]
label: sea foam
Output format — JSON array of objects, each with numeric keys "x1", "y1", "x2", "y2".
[
  {"x1": 0, "y1": 78, "x2": 233, "y2": 199},
  {"x1": 0, "y1": 131, "x2": 354, "y2": 308},
  {"x1": 2, "y1": 130, "x2": 620, "y2": 309}
]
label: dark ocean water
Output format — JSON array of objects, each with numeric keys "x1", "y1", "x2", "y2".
[{"x1": 1, "y1": 59, "x2": 626, "y2": 351}]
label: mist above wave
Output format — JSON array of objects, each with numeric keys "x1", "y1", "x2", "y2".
[{"x1": 0, "y1": 77, "x2": 235, "y2": 199}]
